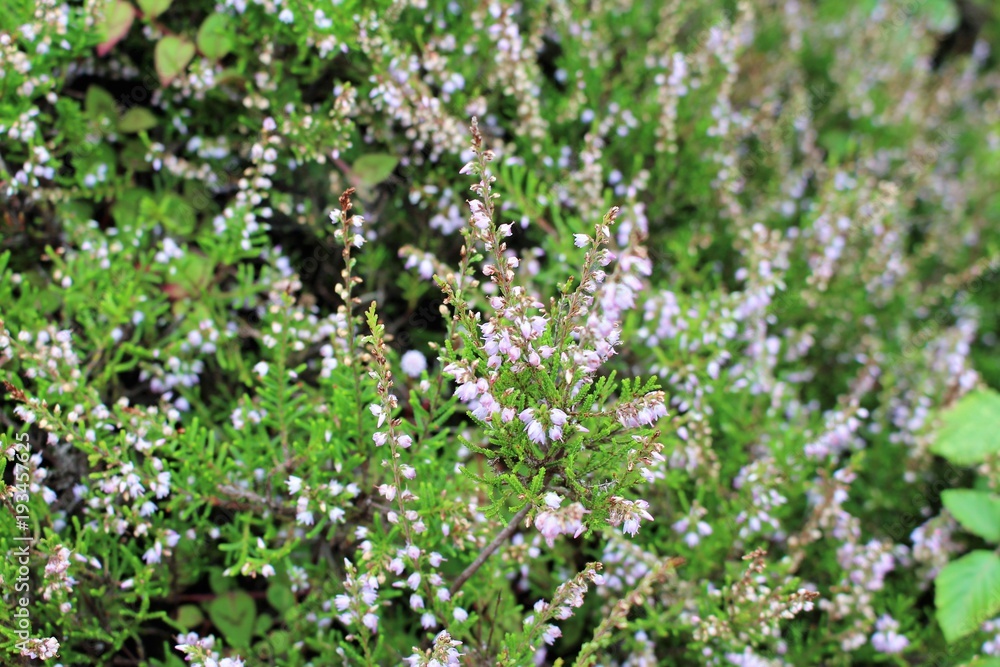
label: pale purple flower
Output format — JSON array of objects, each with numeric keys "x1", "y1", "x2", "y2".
[
  {"x1": 542, "y1": 625, "x2": 562, "y2": 645},
  {"x1": 362, "y1": 613, "x2": 379, "y2": 632},
  {"x1": 871, "y1": 615, "x2": 909, "y2": 654},
  {"x1": 469, "y1": 200, "x2": 490, "y2": 229},
  {"x1": 401, "y1": 350, "x2": 427, "y2": 377}
]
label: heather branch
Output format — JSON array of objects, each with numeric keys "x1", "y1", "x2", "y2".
[
  {"x1": 572, "y1": 556, "x2": 684, "y2": 667},
  {"x1": 450, "y1": 504, "x2": 531, "y2": 596}
]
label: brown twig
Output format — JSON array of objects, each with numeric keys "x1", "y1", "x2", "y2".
[{"x1": 449, "y1": 504, "x2": 531, "y2": 596}]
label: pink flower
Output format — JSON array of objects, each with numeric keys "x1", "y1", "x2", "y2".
[
  {"x1": 468, "y1": 200, "x2": 490, "y2": 229},
  {"x1": 526, "y1": 420, "x2": 546, "y2": 445},
  {"x1": 362, "y1": 613, "x2": 378, "y2": 632}
]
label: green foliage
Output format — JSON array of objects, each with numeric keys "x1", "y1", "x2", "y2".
[
  {"x1": 936, "y1": 552, "x2": 1000, "y2": 644},
  {"x1": 2, "y1": 0, "x2": 1000, "y2": 665},
  {"x1": 931, "y1": 389, "x2": 1000, "y2": 465}
]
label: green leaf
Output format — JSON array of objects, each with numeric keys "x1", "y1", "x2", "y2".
[
  {"x1": 140, "y1": 193, "x2": 197, "y2": 235},
  {"x1": 254, "y1": 612, "x2": 273, "y2": 636},
  {"x1": 266, "y1": 583, "x2": 295, "y2": 614},
  {"x1": 206, "y1": 590, "x2": 257, "y2": 649},
  {"x1": 85, "y1": 85, "x2": 118, "y2": 122},
  {"x1": 119, "y1": 107, "x2": 158, "y2": 133},
  {"x1": 352, "y1": 153, "x2": 399, "y2": 186},
  {"x1": 176, "y1": 604, "x2": 203, "y2": 629},
  {"x1": 943, "y1": 489, "x2": 1000, "y2": 543},
  {"x1": 931, "y1": 389, "x2": 1000, "y2": 465},
  {"x1": 935, "y1": 550, "x2": 1000, "y2": 643},
  {"x1": 137, "y1": 0, "x2": 172, "y2": 19},
  {"x1": 208, "y1": 567, "x2": 235, "y2": 594},
  {"x1": 97, "y1": 0, "x2": 136, "y2": 56},
  {"x1": 155, "y1": 36, "x2": 196, "y2": 86},
  {"x1": 921, "y1": 0, "x2": 959, "y2": 31},
  {"x1": 197, "y1": 14, "x2": 235, "y2": 61},
  {"x1": 120, "y1": 139, "x2": 152, "y2": 171},
  {"x1": 264, "y1": 630, "x2": 290, "y2": 656}
]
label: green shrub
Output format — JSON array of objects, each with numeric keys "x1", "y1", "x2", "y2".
[{"x1": 2, "y1": 0, "x2": 1000, "y2": 665}]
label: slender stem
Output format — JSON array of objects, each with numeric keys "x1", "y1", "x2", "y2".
[
  {"x1": 450, "y1": 504, "x2": 531, "y2": 596},
  {"x1": 337, "y1": 189, "x2": 369, "y2": 473}
]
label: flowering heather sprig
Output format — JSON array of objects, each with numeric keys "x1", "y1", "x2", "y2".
[
  {"x1": 614, "y1": 391, "x2": 669, "y2": 429},
  {"x1": 17, "y1": 637, "x2": 60, "y2": 661},
  {"x1": 607, "y1": 496, "x2": 655, "y2": 537},
  {"x1": 334, "y1": 559, "x2": 381, "y2": 658},
  {"x1": 692, "y1": 548, "x2": 820, "y2": 658},
  {"x1": 435, "y1": 121, "x2": 670, "y2": 552},
  {"x1": 870, "y1": 614, "x2": 910, "y2": 654},
  {"x1": 498, "y1": 563, "x2": 606, "y2": 665},
  {"x1": 174, "y1": 633, "x2": 244, "y2": 667},
  {"x1": 575, "y1": 556, "x2": 684, "y2": 667},
  {"x1": 403, "y1": 630, "x2": 464, "y2": 666},
  {"x1": 533, "y1": 492, "x2": 588, "y2": 547},
  {"x1": 365, "y1": 303, "x2": 423, "y2": 544}
]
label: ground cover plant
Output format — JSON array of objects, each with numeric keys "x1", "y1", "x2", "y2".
[{"x1": 2, "y1": 0, "x2": 1000, "y2": 665}]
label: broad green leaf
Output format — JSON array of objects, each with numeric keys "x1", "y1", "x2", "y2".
[
  {"x1": 266, "y1": 583, "x2": 295, "y2": 613},
  {"x1": 85, "y1": 85, "x2": 118, "y2": 123},
  {"x1": 352, "y1": 153, "x2": 399, "y2": 186},
  {"x1": 208, "y1": 567, "x2": 235, "y2": 594},
  {"x1": 922, "y1": 0, "x2": 959, "y2": 31},
  {"x1": 159, "y1": 193, "x2": 198, "y2": 235},
  {"x1": 197, "y1": 14, "x2": 235, "y2": 61},
  {"x1": 931, "y1": 389, "x2": 1000, "y2": 465},
  {"x1": 174, "y1": 253, "x2": 214, "y2": 297},
  {"x1": 119, "y1": 107, "x2": 158, "y2": 133},
  {"x1": 943, "y1": 489, "x2": 1000, "y2": 543},
  {"x1": 175, "y1": 604, "x2": 203, "y2": 629},
  {"x1": 155, "y1": 36, "x2": 196, "y2": 86},
  {"x1": 264, "y1": 630, "x2": 290, "y2": 656},
  {"x1": 120, "y1": 139, "x2": 152, "y2": 172},
  {"x1": 935, "y1": 550, "x2": 1000, "y2": 643},
  {"x1": 97, "y1": 0, "x2": 135, "y2": 56},
  {"x1": 137, "y1": 0, "x2": 172, "y2": 19},
  {"x1": 206, "y1": 590, "x2": 257, "y2": 649},
  {"x1": 254, "y1": 612, "x2": 273, "y2": 636}
]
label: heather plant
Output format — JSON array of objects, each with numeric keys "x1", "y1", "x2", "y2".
[{"x1": 3, "y1": 0, "x2": 1000, "y2": 666}]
